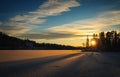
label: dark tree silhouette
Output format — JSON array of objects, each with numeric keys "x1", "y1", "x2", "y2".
[{"x1": 99, "y1": 31, "x2": 120, "y2": 52}]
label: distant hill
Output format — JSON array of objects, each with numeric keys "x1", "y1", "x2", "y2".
[{"x1": 0, "y1": 32, "x2": 81, "y2": 50}]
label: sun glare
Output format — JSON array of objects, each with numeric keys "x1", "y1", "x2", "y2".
[{"x1": 91, "y1": 40, "x2": 96, "y2": 46}]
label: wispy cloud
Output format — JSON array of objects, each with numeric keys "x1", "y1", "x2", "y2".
[
  {"x1": 48, "y1": 10, "x2": 120, "y2": 35},
  {"x1": 19, "y1": 32, "x2": 77, "y2": 39},
  {"x1": 0, "y1": 22, "x2": 32, "y2": 35},
  {"x1": 18, "y1": 10, "x2": 120, "y2": 40},
  {"x1": 0, "y1": 0, "x2": 80, "y2": 35},
  {"x1": 10, "y1": 0, "x2": 80, "y2": 25},
  {"x1": 29, "y1": 0, "x2": 80, "y2": 18}
]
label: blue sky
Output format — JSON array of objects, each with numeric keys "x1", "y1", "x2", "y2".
[{"x1": 0, "y1": 0, "x2": 120, "y2": 46}]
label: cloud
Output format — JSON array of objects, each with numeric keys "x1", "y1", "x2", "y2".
[
  {"x1": 30, "y1": 0, "x2": 80, "y2": 17},
  {"x1": 10, "y1": 0, "x2": 80, "y2": 25},
  {"x1": 0, "y1": 0, "x2": 80, "y2": 35},
  {"x1": 11, "y1": 0, "x2": 80, "y2": 23},
  {"x1": 18, "y1": 31, "x2": 93, "y2": 40},
  {"x1": 0, "y1": 22, "x2": 32, "y2": 35},
  {"x1": 18, "y1": 32, "x2": 78, "y2": 39},
  {"x1": 48, "y1": 10, "x2": 120, "y2": 35},
  {"x1": 25, "y1": 10, "x2": 119, "y2": 40}
]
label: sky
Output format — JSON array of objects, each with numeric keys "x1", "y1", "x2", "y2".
[{"x1": 0, "y1": 0, "x2": 120, "y2": 46}]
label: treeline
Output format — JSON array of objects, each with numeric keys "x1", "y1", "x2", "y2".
[
  {"x1": 0, "y1": 32, "x2": 80, "y2": 50},
  {"x1": 99, "y1": 31, "x2": 120, "y2": 51}
]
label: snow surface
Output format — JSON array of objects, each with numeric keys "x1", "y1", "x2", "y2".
[{"x1": 0, "y1": 50, "x2": 120, "y2": 77}]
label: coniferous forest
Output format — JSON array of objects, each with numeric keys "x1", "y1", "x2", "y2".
[{"x1": 98, "y1": 31, "x2": 120, "y2": 51}]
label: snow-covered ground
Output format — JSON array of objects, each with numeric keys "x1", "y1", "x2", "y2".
[
  {"x1": 0, "y1": 50, "x2": 120, "y2": 77},
  {"x1": 0, "y1": 50, "x2": 80, "y2": 62}
]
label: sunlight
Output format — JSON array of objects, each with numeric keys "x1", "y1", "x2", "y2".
[{"x1": 91, "y1": 40, "x2": 96, "y2": 46}]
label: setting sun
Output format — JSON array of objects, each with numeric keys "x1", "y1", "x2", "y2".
[{"x1": 91, "y1": 40, "x2": 96, "y2": 46}]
